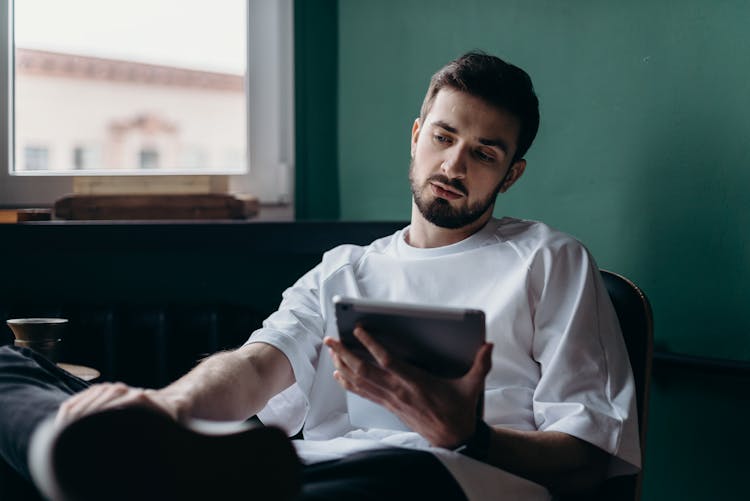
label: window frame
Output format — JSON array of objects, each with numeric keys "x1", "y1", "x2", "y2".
[{"x1": 0, "y1": 0, "x2": 295, "y2": 207}]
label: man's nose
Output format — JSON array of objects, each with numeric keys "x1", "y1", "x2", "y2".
[{"x1": 440, "y1": 146, "x2": 468, "y2": 178}]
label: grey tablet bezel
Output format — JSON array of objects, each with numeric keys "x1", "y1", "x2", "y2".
[{"x1": 333, "y1": 295, "x2": 486, "y2": 378}]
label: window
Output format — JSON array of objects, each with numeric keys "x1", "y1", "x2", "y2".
[
  {"x1": 180, "y1": 146, "x2": 208, "y2": 170},
  {"x1": 23, "y1": 145, "x2": 48, "y2": 171},
  {"x1": 0, "y1": 0, "x2": 294, "y2": 208},
  {"x1": 73, "y1": 145, "x2": 100, "y2": 170},
  {"x1": 139, "y1": 149, "x2": 160, "y2": 170}
]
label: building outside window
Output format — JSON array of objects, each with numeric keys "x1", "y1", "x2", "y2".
[
  {"x1": 73, "y1": 145, "x2": 100, "y2": 170},
  {"x1": 180, "y1": 146, "x2": 208, "y2": 170},
  {"x1": 23, "y1": 145, "x2": 48, "y2": 171},
  {"x1": 0, "y1": 0, "x2": 295, "y2": 210},
  {"x1": 12, "y1": 0, "x2": 247, "y2": 175},
  {"x1": 139, "y1": 148, "x2": 160, "y2": 170}
]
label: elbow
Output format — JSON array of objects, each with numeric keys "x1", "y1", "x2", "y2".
[{"x1": 548, "y1": 451, "x2": 609, "y2": 498}]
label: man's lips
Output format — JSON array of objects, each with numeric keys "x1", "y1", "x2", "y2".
[{"x1": 429, "y1": 181, "x2": 465, "y2": 200}]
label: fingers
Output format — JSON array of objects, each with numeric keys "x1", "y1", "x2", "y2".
[
  {"x1": 71, "y1": 383, "x2": 130, "y2": 417},
  {"x1": 332, "y1": 362, "x2": 395, "y2": 409},
  {"x1": 323, "y1": 335, "x2": 401, "y2": 409},
  {"x1": 462, "y1": 342, "x2": 493, "y2": 386},
  {"x1": 352, "y1": 327, "x2": 409, "y2": 376},
  {"x1": 56, "y1": 383, "x2": 130, "y2": 426},
  {"x1": 55, "y1": 383, "x2": 170, "y2": 427},
  {"x1": 325, "y1": 335, "x2": 388, "y2": 388},
  {"x1": 324, "y1": 335, "x2": 368, "y2": 375},
  {"x1": 325, "y1": 331, "x2": 403, "y2": 386}
]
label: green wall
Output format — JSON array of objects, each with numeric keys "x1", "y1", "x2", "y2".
[
  {"x1": 336, "y1": 0, "x2": 750, "y2": 364},
  {"x1": 294, "y1": 0, "x2": 340, "y2": 220},
  {"x1": 295, "y1": 1, "x2": 750, "y2": 499}
]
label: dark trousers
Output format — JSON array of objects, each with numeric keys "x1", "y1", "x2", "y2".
[{"x1": 0, "y1": 345, "x2": 467, "y2": 501}]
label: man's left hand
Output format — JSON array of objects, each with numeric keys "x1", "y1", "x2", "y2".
[{"x1": 323, "y1": 327, "x2": 493, "y2": 449}]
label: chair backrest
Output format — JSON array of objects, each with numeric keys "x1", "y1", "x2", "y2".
[{"x1": 597, "y1": 270, "x2": 654, "y2": 501}]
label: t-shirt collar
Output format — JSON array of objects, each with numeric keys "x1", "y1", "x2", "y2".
[{"x1": 397, "y1": 218, "x2": 500, "y2": 258}]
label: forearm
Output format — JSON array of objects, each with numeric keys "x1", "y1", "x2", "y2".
[
  {"x1": 156, "y1": 342, "x2": 294, "y2": 422},
  {"x1": 485, "y1": 427, "x2": 608, "y2": 494}
]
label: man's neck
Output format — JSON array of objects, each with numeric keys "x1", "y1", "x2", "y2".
[{"x1": 406, "y1": 204, "x2": 493, "y2": 249}]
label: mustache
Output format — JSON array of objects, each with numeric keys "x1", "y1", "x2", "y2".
[{"x1": 426, "y1": 175, "x2": 468, "y2": 196}]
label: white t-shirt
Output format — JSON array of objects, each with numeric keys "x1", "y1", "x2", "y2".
[{"x1": 246, "y1": 217, "x2": 641, "y2": 500}]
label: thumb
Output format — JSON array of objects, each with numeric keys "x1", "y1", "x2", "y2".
[{"x1": 465, "y1": 342, "x2": 493, "y2": 383}]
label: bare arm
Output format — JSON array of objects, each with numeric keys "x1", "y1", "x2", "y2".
[
  {"x1": 326, "y1": 328, "x2": 608, "y2": 495},
  {"x1": 157, "y1": 342, "x2": 294, "y2": 421},
  {"x1": 484, "y1": 426, "x2": 608, "y2": 495},
  {"x1": 57, "y1": 342, "x2": 294, "y2": 425}
]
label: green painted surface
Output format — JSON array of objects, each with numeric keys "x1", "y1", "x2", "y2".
[
  {"x1": 291, "y1": 1, "x2": 750, "y2": 499},
  {"x1": 336, "y1": 0, "x2": 750, "y2": 364},
  {"x1": 294, "y1": 0, "x2": 340, "y2": 220},
  {"x1": 645, "y1": 368, "x2": 749, "y2": 500}
]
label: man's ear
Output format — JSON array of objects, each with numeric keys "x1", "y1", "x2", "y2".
[
  {"x1": 410, "y1": 118, "x2": 421, "y2": 158},
  {"x1": 498, "y1": 159, "x2": 526, "y2": 193}
]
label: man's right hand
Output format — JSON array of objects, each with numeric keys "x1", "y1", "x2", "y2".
[
  {"x1": 55, "y1": 342, "x2": 294, "y2": 428},
  {"x1": 55, "y1": 383, "x2": 187, "y2": 427}
]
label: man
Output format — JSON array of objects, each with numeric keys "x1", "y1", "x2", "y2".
[{"x1": 0, "y1": 52, "x2": 640, "y2": 500}]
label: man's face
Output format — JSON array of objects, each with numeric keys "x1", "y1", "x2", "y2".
[{"x1": 409, "y1": 88, "x2": 526, "y2": 229}]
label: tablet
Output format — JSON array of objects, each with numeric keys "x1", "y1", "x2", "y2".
[{"x1": 333, "y1": 296, "x2": 486, "y2": 378}]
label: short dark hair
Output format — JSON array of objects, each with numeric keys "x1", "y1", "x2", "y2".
[{"x1": 419, "y1": 51, "x2": 540, "y2": 162}]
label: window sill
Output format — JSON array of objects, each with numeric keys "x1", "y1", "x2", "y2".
[{"x1": 0, "y1": 202, "x2": 294, "y2": 224}]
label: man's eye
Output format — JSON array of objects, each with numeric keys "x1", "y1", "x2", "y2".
[
  {"x1": 433, "y1": 134, "x2": 450, "y2": 144},
  {"x1": 475, "y1": 150, "x2": 495, "y2": 162}
]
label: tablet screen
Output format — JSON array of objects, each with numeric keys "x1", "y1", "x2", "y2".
[
  {"x1": 333, "y1": 296, "x2": 485, "y2": 378},
  {"x1": 333, "y1": 296, "x2": 486, "y2": 431}
]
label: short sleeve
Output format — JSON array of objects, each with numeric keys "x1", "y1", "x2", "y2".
[
  {"x1": 244, "y1": 263, "x2": 326, "y2": 436},
  {"x1": 530, "y1": 239, "x2": 641, "y2": 473}
]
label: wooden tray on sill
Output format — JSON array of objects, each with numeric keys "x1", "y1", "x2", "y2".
[{"x1": 54, "y1": 194, "x2": 259, "y2": 220}]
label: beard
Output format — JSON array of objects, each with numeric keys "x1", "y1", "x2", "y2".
[{"x1": 409, "y1": 159, "x2": 502, "y2": 229}]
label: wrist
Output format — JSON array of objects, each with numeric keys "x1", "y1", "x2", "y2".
[
  {"x1": 453, "y1": 417, "x2": 492, "y2": 462},
  {"x1": 149, "y1": 388, "x2": 192, "y2": 422}
]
